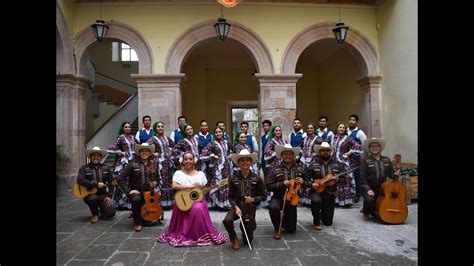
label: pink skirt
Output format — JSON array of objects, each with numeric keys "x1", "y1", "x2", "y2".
[{"x1": 157, "y1": 200, "x2": 227, "y2": 247}]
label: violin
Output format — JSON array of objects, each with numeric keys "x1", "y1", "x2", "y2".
[
  {"x1": 313, "y1": 173, "x2": 338, "y2": 193},
  {"x1": 285, "y1": 179, "x2": 301, "y2": 206},
  {"x1": 313, "y1": 166, "x2": 360, "y2": 193},
  {"x1": 375, "y1": 179, "x2": 408, "y2": 224}
]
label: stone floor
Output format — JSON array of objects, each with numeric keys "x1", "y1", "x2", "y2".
[{"x1": 57, "y1": 195, "x2": 417, "y2": 265}]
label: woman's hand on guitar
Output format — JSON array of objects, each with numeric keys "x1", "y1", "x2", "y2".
[
  {"x1": 235, "y1": 206, "x2": 242, "y2": 217},
  {"x1": 311, "y1": 182, "x2": 320, "y2": 190},
  {"x1": 149, "y1": 181, "x2": 157, "y2": 188},
  {"x1": 295, "y1": 177, "x2": 304, "y2": 184},
  {"x1": 367, "y1": 190, "x2": 375, "y2": 197},
  {"x1": 98, "y1": 182, "x2": 106, "y2": 189},
  {"x1": 129, "y1": 190, "x2": 140, "y2": 195}
]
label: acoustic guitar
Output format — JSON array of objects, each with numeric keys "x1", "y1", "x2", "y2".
[
  {"x1": 375, "y1": 179, "x2": 408, "y2": 224},
  {"x1": 141, "y1": 190, "x2": 162, "y2": 221},
  {"x1": 73, "y1": 183, "x2": 97, "y2": 199},
  {"x1": 73, "y1": 179, "x2": 118, "y2": 199},
  {"x1": 175, "y1": 179, "x2": 229, "y2": 212},
  {"x1": 141, "y1": 162, "x2": 162, "y2": 221}
]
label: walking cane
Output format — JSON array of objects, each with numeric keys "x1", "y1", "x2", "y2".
[
  {"x1": 278, "y1": 189, "x2": 288, "y2": 236},
  {"x1": 238, "y1": 213, "x2": 253, "y2": 250}
]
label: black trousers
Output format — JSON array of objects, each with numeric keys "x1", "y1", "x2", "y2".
[
  {"x1": 268, "y1": 197, "x2": 297, "y2": 233},
  {"x1": 309, "y1": 191, "x2": 335, "y2": 226},
  {"x1": 361, "y1": 189, "x2": 379, "y2": 215},
  {"x1": 354, "y1": 168, "x2": 362, "y2": 198},
  {"x1": 222, "y1": 204, "x2": 256, "y2": 243},
  {"x1": 83, "y1": 194, "x2": 116, "y2": 218},
  {"x1": 130, "y1": 192, "x2": 159, "y2": 226}
]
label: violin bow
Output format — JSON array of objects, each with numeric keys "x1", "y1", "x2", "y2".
[
  {"x1": 238, "y1": 213, "x2": 253, "y2": 250},
  {"x1": 278, "y1": 188, "x2": 288, "y2": 235}
]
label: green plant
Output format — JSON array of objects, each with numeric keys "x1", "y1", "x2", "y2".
[{"x1": 56, "y1": 146, "x2": 71, "y2": 174}]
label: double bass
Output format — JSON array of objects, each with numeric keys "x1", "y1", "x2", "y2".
[{"x1": 375, "y1": 179, "x2": 408, "y2": 224}]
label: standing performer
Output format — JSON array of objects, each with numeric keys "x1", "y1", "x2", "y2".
[{"x1": 147, "y1": 121, "x2": 176, "y2": 208}]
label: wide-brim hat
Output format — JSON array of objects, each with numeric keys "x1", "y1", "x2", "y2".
[
  {"x1": 364, "y1": 138, "x2": 385, "y2": 151},
  {"x1": 230, "y1": 149, "x2": 258, "y2": 165},
  {"x1": 275, "y1": 144, "x2": 301, "y2": 159},
  {"x1": 86, "y1": 146, "x2": 107, "y2": 158},
  {"x1": 135, "y1": 143, "x2": 155, "y2": 154},
  {"x1": 313, "y1": 142, "x2": 335, "y2": 153}
]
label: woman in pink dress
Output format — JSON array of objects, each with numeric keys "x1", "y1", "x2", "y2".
[{"x1": 157, "y1": 152, "x2": 227, "y2": 247}]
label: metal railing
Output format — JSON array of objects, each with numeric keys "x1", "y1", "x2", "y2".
[{"x1": 85, "y1": 92, "x2": 138, "y2": 150}]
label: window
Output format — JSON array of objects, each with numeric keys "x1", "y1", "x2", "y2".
[{"x1": 112, "y1": 42, "x2": 139, "y2": 62}]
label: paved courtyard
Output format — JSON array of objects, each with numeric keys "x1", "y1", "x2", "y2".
[{"x1": 57, "y1": 195, "x2": 417, "y2": 265}]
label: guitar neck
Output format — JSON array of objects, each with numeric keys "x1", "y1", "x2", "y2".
[{"x1": 202, "y1": 184, "x2": 218, "y2": 194}]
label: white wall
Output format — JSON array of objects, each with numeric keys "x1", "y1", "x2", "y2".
[{"x1": 378, "y1": 0, "x2": 417, "y2": 163}]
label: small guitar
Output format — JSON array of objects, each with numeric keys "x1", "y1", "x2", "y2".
[
  {"x1": 313, "y1": 166, "x2": 360, "y2": 193},
  {"x1": 141, "y1": 162, "x2": 163, "y2": 221},
  {"x1": 174, "y1": 179, "x2": 229, "y2": 212},
  {"x1": 141, "y1": 190, "x2": 162, "y2": 221},
  {"x1": 73, "y1": 183, "x2": 97, "y2": 199}
]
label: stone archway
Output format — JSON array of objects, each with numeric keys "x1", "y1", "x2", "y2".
[
  {"x1": 165, "y1": 20, "x2": 274, "y2": 74},
  {"x1": 133, "y1": 20, "x2": 275, "y2": 137},
  {"x1": 56, "y1": 1, "x2": 74, "y2": 75},
  {"x1": 75, "y1": 21, "x2": 154, "y2": 75},
  {"x1": 281, "y1": 22, "x2": 382, "y2": 137}
]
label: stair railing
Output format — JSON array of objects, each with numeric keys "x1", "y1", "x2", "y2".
[{"x1": 85, "y1": 92, "x2": 138, "y2": 151}]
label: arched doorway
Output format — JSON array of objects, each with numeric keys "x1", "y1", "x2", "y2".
[
  {"x1": 294, "y1": 39, "x2": 364, "y2": 130},
  {"x1": 74, "y1": 20, "x2": 155, "y2": 139},
  {"x1": 181, "y1": 38, "x2": 259, "y2": 140},
  {"x1": 282, "y1": 22, "x2": 381, "y2": 137},
  {"x1": 145, "y1": 20, "x2": 274, "y2": 138}
]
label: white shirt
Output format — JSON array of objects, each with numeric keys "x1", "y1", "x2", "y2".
[
  {"x1": 346, "y1": 127, "x2": 367, "y2": 144},
  {"x1": 135, "y1": 128, "x2": 153, "y2": 143},
  {"x1": 246, "y1": 133, "x2": 259, "y2": 153},
  {"x1": 316, "y1": 127, "x2": 334, "y2": 139},
  {"x1": 288, "y1": 129, "x2": 307, "y2": 143},
  {"x1": 173, "y1": 170, "x2": 207, "y2": 186},
  {"x1": 169, "y1": 128, "x2": 181, "y2": 141}
]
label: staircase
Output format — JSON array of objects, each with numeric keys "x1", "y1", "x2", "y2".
[{"x1": 93, "y1": 72, "x2": 135, "y2": 107}]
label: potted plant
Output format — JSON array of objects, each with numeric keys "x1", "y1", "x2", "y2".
[{"x1": 56, "y1": 146, "x2": 71, "y2": 178}]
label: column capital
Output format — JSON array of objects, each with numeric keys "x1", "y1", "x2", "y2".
[
  {"x1": 131, "y1": 74, "x2": 186, "y2": 86},
  {"x1": 355, "y1": 75, "x2": 383, "y2": 88},
  {"x1": 56, "y1": 74, "x2": 92, "y2": 88},
  {"x1": 254, "y1": 74, "x2": 302, "y2": 85}
]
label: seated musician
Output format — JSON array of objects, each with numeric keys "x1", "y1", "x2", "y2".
[
  {"x1": 77, "y1": 146, "x2": 116, "y2": 223},
  {"x1": 157, "y1": 152, "x2": 227, "y2": 247},
  {"x1": 304, "y1": 142, "x2": 343, "y2": 230},
  {"x1": 223, "y1": 149, "x2": 266, "y2": 250},
  {"x1": 360, "y1": 138, "x2": 400, "y2": 221},
  {"x1": 266, "y1": 144, "x2": 305, "y2": 239},
  {"x1": 117, "y1": 143, "x2": 158, "y2": 232}
]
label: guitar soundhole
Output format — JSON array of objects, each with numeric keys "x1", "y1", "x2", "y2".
[
  {"x1": 190, "y1": 191, "x2": 199, "y2": 200},
  {"x1": 150, "y1": 198, "x2": 154, "y2": 203},
  {"x1": 390, "y1": 191, "x2": 398, "y2": 199}
]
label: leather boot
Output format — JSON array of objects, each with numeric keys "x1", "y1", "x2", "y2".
[{"x1": 231, "y1": 232, "x2": 240, "y2": 250}]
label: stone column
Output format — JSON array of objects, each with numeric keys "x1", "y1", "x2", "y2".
[
  {"x1": 56, "y1": 74, "x2": 90, "y2": 173},
  {"x1": 131, "y1": 74, "x2": 186, "y2": 136},
  {"x1": 254, "y1": 74, "x2": 302, "y2": 138},
  {"x1": 355, "y1": 75, "x2": 383, "y2": 138}
]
